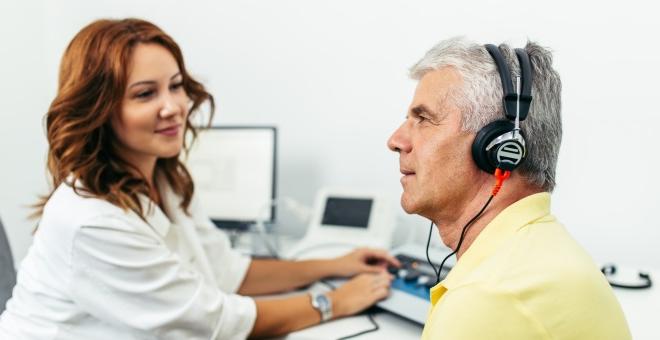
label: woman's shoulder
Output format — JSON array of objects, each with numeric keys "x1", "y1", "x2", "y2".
[{"x1": 41, "y1": 182, "x2": 140, "y2": 231}]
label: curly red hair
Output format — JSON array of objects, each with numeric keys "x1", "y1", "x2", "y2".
[{"x1": 35, "y1": 18, "x2": 214, "y2": 221}]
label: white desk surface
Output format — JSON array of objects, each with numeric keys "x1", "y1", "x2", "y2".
[
  {"x1": 612, "y1": 270, "x2": 660, "y2": 340},
  {"x1": 235, "y1": 233, "x2": 659, "y2": 339},
  {"x1": 284, "y1": 310, "x2": 422, "y2": 340}
]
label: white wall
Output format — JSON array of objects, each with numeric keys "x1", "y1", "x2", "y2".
[
  {"x1": 1, "y1": 0, "x2": 658, "y2": 268},
  {"x1": 0, "y1": 1, "x2": 49, "y2": 265}
]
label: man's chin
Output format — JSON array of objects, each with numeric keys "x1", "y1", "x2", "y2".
[{"x1": 400, "y1": 195, "x2": 418, "y2": 214}]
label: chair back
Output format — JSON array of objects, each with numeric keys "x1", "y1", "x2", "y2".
[{"x1": 0, "y1": 217, "x2": 17, "y2": 312}]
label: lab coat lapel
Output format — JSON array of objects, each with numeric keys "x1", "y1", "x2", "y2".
[
  {"x1": 140, "y1": 195, "x2": 172, "y2": 239},
  {"x1": 159, "y1": 179, "x2": 219, "y2": 287}
]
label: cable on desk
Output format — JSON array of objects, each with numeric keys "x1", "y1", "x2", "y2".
[
  {"x1": 336, "y1": 312, "x2": 380, "y2": 340},
  {"x1": 318, "y1": 278, "x2": 381, "y2": 339}
]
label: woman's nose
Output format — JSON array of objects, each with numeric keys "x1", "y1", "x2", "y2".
[{"x1": 159, "y1": 96, "x2": 180, "y2": 119}]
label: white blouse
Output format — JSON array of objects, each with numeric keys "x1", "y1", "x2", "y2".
[{"x1": 0, "y1": 179, "x2": 256, "y2": 340}]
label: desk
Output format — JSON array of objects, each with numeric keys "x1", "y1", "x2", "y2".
[
  {"x1": 234, "y1": 232, "x2": 659, "y2": 339},
  {"x1": 234, "y1": 232, "x2": 423, "y2": 339},
  {"x1": 284, "y1": 308, "x2": 421, "y2": 339},
  {"x1": 612, "y1": 269, "x2": 660, "y2": 340}
]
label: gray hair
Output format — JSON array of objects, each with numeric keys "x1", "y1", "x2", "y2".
[{"x1": 410, "y1": 37, "x2": 562, "y2": 192}]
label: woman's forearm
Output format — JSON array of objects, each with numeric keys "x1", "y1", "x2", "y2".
[
  {"x1": 249, "y1": 293, "x2": 321, "y2": 338},
  {"x1": 238, "y1": 258, "x2": 339, "y2": 295},
  {"x1": 248, "y1": 272, "x2": 391, "y2": 338}
]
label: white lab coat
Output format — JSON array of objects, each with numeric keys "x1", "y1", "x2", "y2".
[{"x1": 0, "y1": 178, "x2": 257, "y2": 340}]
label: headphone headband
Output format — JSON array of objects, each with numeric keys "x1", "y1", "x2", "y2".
[
  {"x1": 514, "y1": 48, "x2": 533, "y2": 121},
  {"x1": 485, "y1": 44, "x2": 533, "y2": 121}
]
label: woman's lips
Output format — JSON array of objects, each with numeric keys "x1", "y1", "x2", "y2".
[{"x1": 155, "y1": 125, "x2": 180, "y2": 136}]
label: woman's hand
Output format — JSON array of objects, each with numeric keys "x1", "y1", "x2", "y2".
[
  {"x1": 329, "y1": 247, "x2": 401, "y2": 277},
  {"x1": 328, "y1": 271, "x2": 394, "y2": 318}
]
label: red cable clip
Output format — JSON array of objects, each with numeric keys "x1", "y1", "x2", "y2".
[{"x1": 492, "y1": 168, "x2": 511, "y2": 196}]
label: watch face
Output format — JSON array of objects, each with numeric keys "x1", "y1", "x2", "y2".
[
  {"x1": 317, "y1": 295, "x2": 330, "y2": 310},
  {"x1": 312, "y1": 293, "x2": 332, "y2": 321}
]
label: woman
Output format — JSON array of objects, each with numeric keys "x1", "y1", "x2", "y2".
[{"x1": 0, "y1": 18, "x2": 397, "y2": 339}]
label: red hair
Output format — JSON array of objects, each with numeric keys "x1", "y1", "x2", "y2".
[{"x1": 35, "y1": 18, "x2": 214, "y2": 221}]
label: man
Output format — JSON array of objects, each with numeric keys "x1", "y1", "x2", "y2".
[{"x1": 387, "y1": 37, "x2": 631, "y2": 339}]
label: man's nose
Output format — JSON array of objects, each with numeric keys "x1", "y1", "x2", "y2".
[{"x1": 387, "y1": 122, "x2": 411, "y2": 153}]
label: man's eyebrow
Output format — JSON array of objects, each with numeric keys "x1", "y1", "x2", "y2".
[
  {"x1": 128, "y1": 72, "x2": 182, "y2": 89},
  {"x1": 411, "y1": 103, "x2": 446, "y2": 120},
  {"x1": 409, "y1": 100, "x2": 451, "y2": 125},
  {"x1": 411, "y1": 104, "x2": 432, "y2": 116}
]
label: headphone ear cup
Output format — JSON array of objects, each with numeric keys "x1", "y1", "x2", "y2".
[{"x1": 472, "y1": 120, "x2": 516, "y2": 174}]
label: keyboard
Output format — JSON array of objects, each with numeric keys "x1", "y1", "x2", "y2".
[
  {"x1": 389, "y1": 254, "x2": 445, "y2": 300},
  {"x1": 376, "y1": 244, "x2": 453, "y2": 324}
]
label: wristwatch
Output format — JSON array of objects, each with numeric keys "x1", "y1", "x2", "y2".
[{"x1": 310, "y1": 292, "x2": 333, "y2": 322}]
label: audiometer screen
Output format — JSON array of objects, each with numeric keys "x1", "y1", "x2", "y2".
[{"x1": 321, "y1": 197, "x2": 372, "y2": 228}]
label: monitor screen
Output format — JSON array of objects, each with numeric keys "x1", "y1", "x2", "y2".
[
  {"x1": 321, "y1": 197, "x2": 372, "y2": 228},
  {"x1": 186, "y1": 127, "x2": 276, "y2": 226}
]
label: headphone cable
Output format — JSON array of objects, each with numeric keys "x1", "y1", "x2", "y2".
[
  {"x1": 430, "y1": 195, "x2": 494, "y2": 283},
  {"x1": 425, "y1": 219, "x2": 440, "y2": 280},
  {"x1": 426, "y1": 169, "x2": 510, "y2": 284}
]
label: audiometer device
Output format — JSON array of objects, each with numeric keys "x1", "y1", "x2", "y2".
[
  {"x1": 285, "y1": 188, "x2": 395, "y2": 260},
  {"x1": 319, "y1": 243, "x2": 454, "y2": 325}
]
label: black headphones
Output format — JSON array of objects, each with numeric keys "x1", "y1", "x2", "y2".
[
  {"x1": 472, "y1": 44, "x2": 533, "y2": 174},
  {"x1": 601, "y1": 264, "x2": 653, "y2": 290}
]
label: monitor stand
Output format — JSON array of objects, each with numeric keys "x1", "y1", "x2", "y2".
[{"x1": 211, "y1": 220, "x2": 251, "y2": 231}]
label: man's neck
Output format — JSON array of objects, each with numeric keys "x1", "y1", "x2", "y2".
[{"x1": 434, "y1": 175, "x2": 542, "y2": 259}]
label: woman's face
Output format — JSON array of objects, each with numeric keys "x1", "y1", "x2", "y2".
[{"x1": 112, "y1": 43, "x2": 190, "y2": 174}]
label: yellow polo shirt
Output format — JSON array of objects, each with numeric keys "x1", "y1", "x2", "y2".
[{"x1": 421, "y1": 192, "x2": 631, "y2": 340}]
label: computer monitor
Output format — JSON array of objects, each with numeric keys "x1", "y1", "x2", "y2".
[{"x1": 186, "y1": 126, "x2": 277, "y2": 230}]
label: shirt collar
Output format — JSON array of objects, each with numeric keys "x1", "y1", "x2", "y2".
[
  {"x1": 142, "y1": 174, "x2": 186, "y2": 238},
  {"x1": 141, "y1": 195, "x2": 171, "y2": 238},
  {"x1": 430, "y1": 192, "x2": 553, "y2": 304}
]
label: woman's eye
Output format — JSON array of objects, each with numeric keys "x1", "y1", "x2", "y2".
[
  {"x1": 135, "y1": 90, "x2": 154, "y2": 99},
  {"x1": 170, "y1": 82, "x2": 184, "y2": 91}
]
